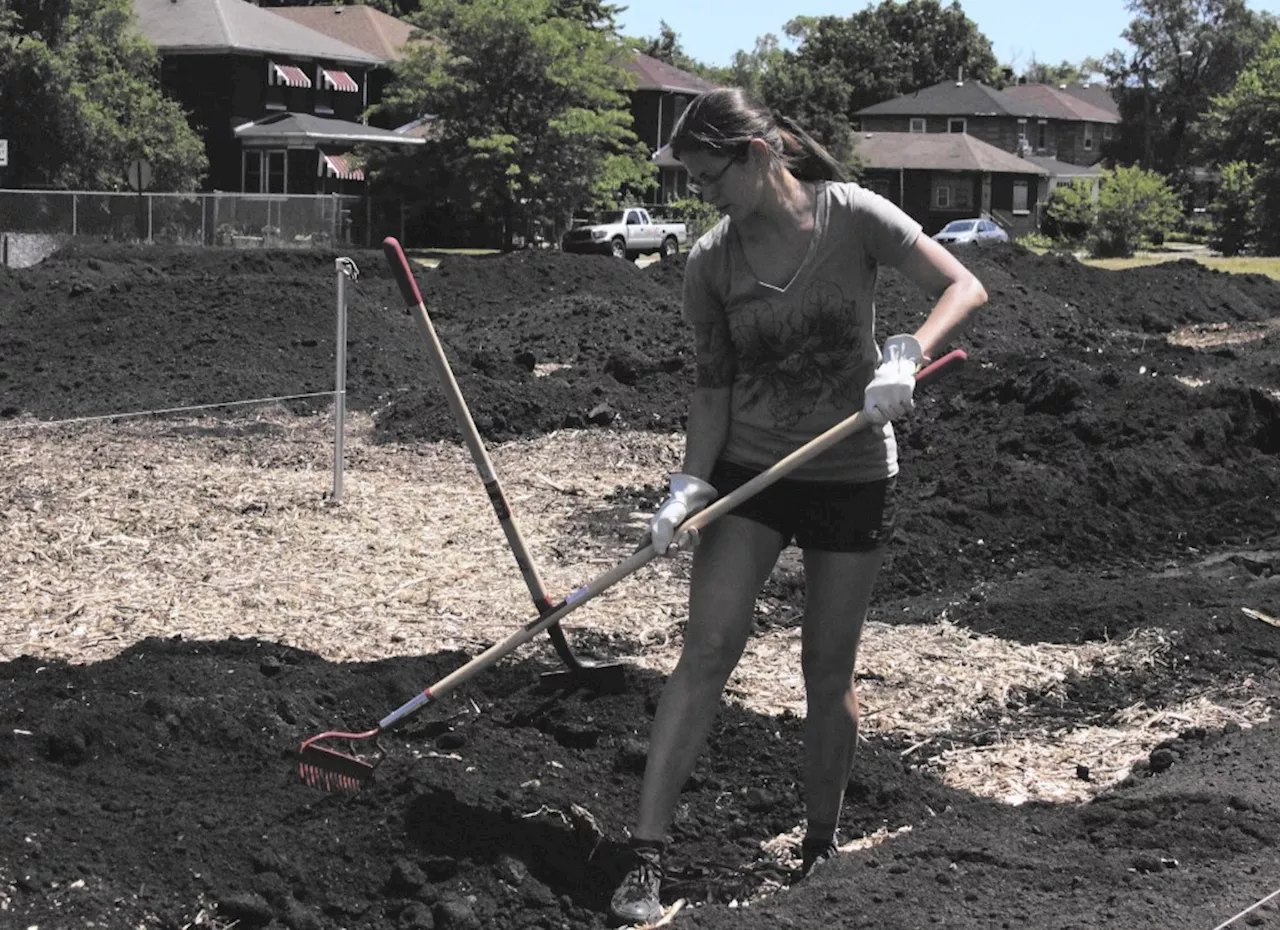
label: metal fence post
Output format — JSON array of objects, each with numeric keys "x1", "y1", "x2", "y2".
[
  {"x1": 72, "y1": 194, "x2": 78, "y2": 237},
  {"x1": 147, "y1": 195, "x2": 153, "y2": 242},
  {"x1": 331, "y1": 256, "x2": 358, "y2": 503}
]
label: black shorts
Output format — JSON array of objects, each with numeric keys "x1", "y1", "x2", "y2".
[{"x1": 708, "y1": 460, "x2": 898, "y2": 553}]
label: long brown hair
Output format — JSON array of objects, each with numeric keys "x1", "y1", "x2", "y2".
[{"x1": 669, "y1": 87, "x2": 845, "y2": 183}]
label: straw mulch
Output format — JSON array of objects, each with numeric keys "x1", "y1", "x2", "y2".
[{"x1": 1, "y1": 408, "x2": 1269, "y2": 806}]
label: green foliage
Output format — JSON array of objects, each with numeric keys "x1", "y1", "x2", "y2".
[
  {"x1": 660, "y1": 197, "x2": 721, "y2": 241},
  {"x1": 1089, "y1": 165, "x2": 1183, "y2": 257},
  {"x1": 1016, "y1": 231, "x2": 1056, "y2": 250},
  {"x1": 1196, "y1": 32, "x2": 1280, "y2": 253},
  {"x1": 0, "y1": 0, "x2": 207, "y2": 191},
  {"x1": 1020, "y1": 57, "x2": 1104, "y2": 86},
  {"x1": 375, "y1": 0, "x2": 654, "y2": 249},
  {"x1": 1209, "y1": 161, "x2": 1258, "y2": 255},
  {"x1": 1102, "y1": 0, "x2": 1276, "y2": 175},
  {"x1": 1043, "y1": 180, "x2": 1097, "y2": 244}
]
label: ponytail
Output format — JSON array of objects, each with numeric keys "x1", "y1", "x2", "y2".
[{"x1": 775, "y1": 114, "x2": 846, "y2": 183}]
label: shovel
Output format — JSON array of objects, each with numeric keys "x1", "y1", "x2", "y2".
[
  {"x1": 381, "y1": 236, "x2": 627, "y2": 694},
  {"x1": 297, "y1": 341, "x2": 966, "y2": 791}
]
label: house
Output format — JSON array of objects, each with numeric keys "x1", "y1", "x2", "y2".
[
  {"x1": 855, "y1": 131, "x2": 1049, "y2": 236},
  {"x1": 265, "y1": 3, "x2": 420, "y2": 129},
  {"x1": 134, "y1": 0, "x2": 423, "y2": 195},
  {"x1": 619, "y1": 52, "x2": 718, "y2": 202},
  {"x1": 854, "y1": 78, "x2": 1117, "y2": 231},
  {"x1": 856, "y1": 79, "x2": 1118, "y2": 168}
]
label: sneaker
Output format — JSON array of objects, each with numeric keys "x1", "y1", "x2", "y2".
[
  {"x1": 609, "y1": 842, "x2": 664, "y2": 926},
  {"x1": 798, "y1": 838, "x2": 839, "y2": 880}
]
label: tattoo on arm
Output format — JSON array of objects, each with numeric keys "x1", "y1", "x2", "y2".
[{"x1": 693, "y1": 320, "x2": 735, "y2": 388}]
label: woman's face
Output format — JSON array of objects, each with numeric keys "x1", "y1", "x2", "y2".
[{"x1": 681, "y1": 145, "x2": 761, "y2": 218}]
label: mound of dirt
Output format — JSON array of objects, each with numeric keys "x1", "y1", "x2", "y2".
[{"x1": 3, "y1": 242, "x2": 1275, "y2": 595}]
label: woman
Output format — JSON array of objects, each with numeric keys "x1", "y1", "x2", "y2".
[{"x1": 609, "y1": 87, "x2": 988, "y2": 926}]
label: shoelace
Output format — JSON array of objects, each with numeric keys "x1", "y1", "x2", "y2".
[{"x1": 616, "y1": 860, "x2": 660, "y2": 896}]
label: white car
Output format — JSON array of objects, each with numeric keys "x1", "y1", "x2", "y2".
[{"x1": 932, "y1": 218, "x2": 1009, "y2": 245}]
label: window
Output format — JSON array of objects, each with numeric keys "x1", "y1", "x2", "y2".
[
  {"x1": 243, "y1": 149, "x2": 287, "y2": 193},
  {"x1": 1013, "y1": 180, "x2": 1029, "y2": 214},
  {"x1": 1083, "y1": 123, "x2": 1094, "y2": 151},
  {"x1": 910, "y1": 117, "x2": 926, "y2": 133},
  {"x1": 1103, "y1": 124, "x2": 1113, "y2": 141},
  {"x1": 314, "y1": 65, "x2": 334, "y2": 115},
  {"x1": 932, "y1": 177, "x2": 973, "y2": 210},
  {"x1": 866, "y1": 179, "x2": 892, "y2": 199},
  {"x1": 948, "y1": 118, "x2": 967, "y2": 134},
  {"x1": 1037, "y1": 120, "x2": 1048, "y2": 150},
  {"x1": 1017, "y1": 119, "x2": 1028, "y2": 143}
]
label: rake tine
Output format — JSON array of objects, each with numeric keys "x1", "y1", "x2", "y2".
[{"x1": 297, "y1": 729, "x2": 381, "y2": 793}]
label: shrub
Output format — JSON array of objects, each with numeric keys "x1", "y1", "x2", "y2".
[
  {"x1": 1089, "y1": 166, "x2": 1182, "y2": 258},
  {"x1": 1043, "y1": 179, "x2": 1095, "y2": 244},
  {"x1": 659, "y1": 198, "x2": 722, "y2": 242},
  {"x1": 1210, "y1": 161, "x2": 1258, "y2": 256},
  {"x1": 1016, "y1": 231, "x2": 1056, "y2": 250}
]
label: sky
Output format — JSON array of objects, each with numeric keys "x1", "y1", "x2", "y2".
[{"x1": 614, "y1": 0, "x2": 1280, "y2": 74}]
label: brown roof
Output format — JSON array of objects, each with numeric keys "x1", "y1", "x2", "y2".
[
  {"x1": 267, "y1": 4, "x2": 418, "y2": 62},
  {"x1": 1002, "y1": 84, "x2": 1120, "y2": 124},
  {"x1": 133, "y1": 0, "x2": 379, "y2": 64},
  {"x1": 620, "y1": 51, "x2": 717, "y2": 94},
  {"x1": 1057, "y1": 83, "x2": 1121, "y2": 118},
  {"x1": 857, "y1": 132, "x2": 1049, "y2": 175},
  {"x1": 857, "y1": 80, "x2": 1046, "y2": 118}
]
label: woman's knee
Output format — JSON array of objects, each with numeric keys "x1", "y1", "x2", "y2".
[{"x1": 679, "y1": 623, "x2": 750, "y2": 678}]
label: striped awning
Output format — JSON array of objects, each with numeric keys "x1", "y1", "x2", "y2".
[
  {"x1": 271, "y1": 63, "x2": 312, "y2": 88},
  {"x1": 321, "y1": 68, "x2": 360, "y2": 93},
  {"x1": 319, "y1": 153, "x2": 364, "y2": 181}
]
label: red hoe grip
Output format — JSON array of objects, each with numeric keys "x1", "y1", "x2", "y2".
[{"x1": 383, "y1": 237, "x2": 426, "y2": 309}]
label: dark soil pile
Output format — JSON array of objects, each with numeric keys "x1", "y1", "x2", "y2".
[{"x1": 2, "y1": 240, "x2": 1279, "y2": 930}]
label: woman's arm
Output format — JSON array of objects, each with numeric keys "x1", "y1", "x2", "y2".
[
  {"x1": 894, "y1": 236, "x2": 989, "y2": 359},
  {"x1": 680, "y1": 318, "x2": 734, "y2": 480}
]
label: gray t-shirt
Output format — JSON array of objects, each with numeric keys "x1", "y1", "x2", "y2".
[{"x1": 682, "y1": 181, "x2": 922, "y2": 482}]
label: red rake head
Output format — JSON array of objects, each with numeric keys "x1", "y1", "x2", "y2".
[{"x1": 298, "y1": 731, "x2": 380, "y2": 793}]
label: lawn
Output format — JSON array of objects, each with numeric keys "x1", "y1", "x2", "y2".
[{"x1": 1080, "y1": 252, "x2": 1280, "y2": 279}]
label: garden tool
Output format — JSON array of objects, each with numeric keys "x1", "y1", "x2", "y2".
[
  {"x1": 297, "y1": 347, "x2": 967, "y2": 792},
  {"x1": 381, "y1": 236, "x2": 627, "y2": 693}
]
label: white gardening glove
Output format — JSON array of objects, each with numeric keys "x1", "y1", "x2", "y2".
[
  {"x1": 863, "y1": 334, "x2": 927, "y2": 425},
  {"x1": 649, "y1": 473, "x2": 717, "y2": 555}
]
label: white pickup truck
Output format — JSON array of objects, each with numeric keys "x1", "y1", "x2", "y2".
[{"x1": 561, "y1": 207, "x2": 687, "y2": 260}]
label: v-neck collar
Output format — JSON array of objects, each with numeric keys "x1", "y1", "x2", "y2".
[{"x1": 731, "y1": 182, "x2": 827, "y2": 294}]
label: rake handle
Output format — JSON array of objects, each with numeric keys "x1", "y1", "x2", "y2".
[{"x1": 376, "y1": 349, "x2": 966, "y2": 732}]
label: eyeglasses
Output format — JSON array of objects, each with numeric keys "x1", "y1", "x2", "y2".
[{"x1": 687, "y1": 154, "x2": 740, "y2": 195}]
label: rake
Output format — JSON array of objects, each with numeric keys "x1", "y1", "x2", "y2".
[{"x1": 298, "y1": 340, "x2": 967, "y2": 791}]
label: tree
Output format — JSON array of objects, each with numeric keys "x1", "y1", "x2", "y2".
[
  {"x1": 1021, "y1": 57, "x2": 1105, "y2": 85},
  {"x1": 727, "y1": 34, "x2": 784, "y2": 100},
  {"x1": 756, "y1": 0, "x2": 998, "y2": 168},
  {"x1": 1196, "y1": 32, "x2": 1280, "y2": 252},
  {"x1": 1209, "y1": 161, "x2": 1258, "y2": 255},
  {"x1": 1043, "y1": 180, "x2": 1096, "y2": 244},
  {"x1": 374, "y1": 0, "x2": 654, "y2": 249},
  {"x1": 1089, "y1": 165, "x2": 1182, "y2": 257},
  {"x1": 0, "y1": 0, "x2": 207, "y2": 190},
  {"x1": 1102, "y1": 0, "x2": 1276, "y2": 175}
]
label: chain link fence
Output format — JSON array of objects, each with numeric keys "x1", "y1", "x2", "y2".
[{"x1": 0, "y1": 191, "x2": 418, "y2": 264}]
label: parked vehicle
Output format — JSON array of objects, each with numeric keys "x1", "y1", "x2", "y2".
[
  {"x1": 561, "y1": 207, "x2": 687, "y2": 260},
  {"x1": 933, "y1": 218, "x2": 1009, "y2": 245}
]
